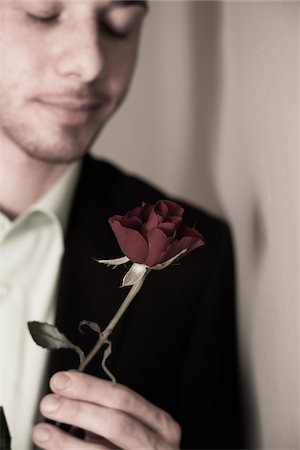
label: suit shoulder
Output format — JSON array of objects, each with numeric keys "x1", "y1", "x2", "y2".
[{"x1": 83, "y1": 155, "x2": 231, "y2": 248}]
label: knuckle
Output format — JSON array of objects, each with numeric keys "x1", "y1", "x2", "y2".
[
  {"x1": 112, "y1": 412, "x2": 132, "y2": 436},
  {"x1": 168, "y1": 419, "x2": 182, "y2": 446},
  {"x1": 113, "y1": 384, "x2": 134, "y2": 410},
  {"x1": 162, "y1": 413, "x2": 182, "y2": 444},
  {"x1": 172, "y1": 420, "x2": 182, "y2": 442}
]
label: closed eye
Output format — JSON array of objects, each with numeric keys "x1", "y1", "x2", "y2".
[
  {"x1": 27, "y1": 13, "x2": 60, "y2": 24},
  {"x1": 101, "y1": 22, "x2": 131, "y2": 39},
  {"x1": 100, "y1": 6, "x2": 145, "y2": 40}
]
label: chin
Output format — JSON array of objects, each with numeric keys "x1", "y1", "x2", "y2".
[
  {"x1": 17, "y1": 139, "x2": 87, "y2": 164},
  {"x1": 26, "y1": 149, "x2": 85, "y2": 165},
  {"x1": 4, "y1": 121, "x2": 101, "y2": 164}
]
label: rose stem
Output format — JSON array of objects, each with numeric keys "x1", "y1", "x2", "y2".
[
  {"x1": 68, "y1": 273, "x2": 148, "y2": 436},
  {"x1": 78, "y1": 273, "x2": 148, "y2": 373}
]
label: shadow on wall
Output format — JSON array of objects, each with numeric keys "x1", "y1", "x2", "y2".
[
  {"x1": 186, "y1": 5, "x2": 270, "y2": 445},
  {"x1": 182, "y1": 2, "x2": 224, "y2": 217}
]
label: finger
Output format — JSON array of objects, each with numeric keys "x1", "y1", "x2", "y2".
[
  {"x1": 32, "y1": 423, "x2": 109, "y2": 450},
  {"x1": 40, "y1": 394, "x2": 172, "y2": 450},
  {"x1": 50, "y1": 371, "x2": 181, "y2": 445},
  {"x1": 85, "y1": 432, "x2": 121, "y2": 449}
]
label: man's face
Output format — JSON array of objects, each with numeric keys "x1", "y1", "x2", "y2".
[{"x1": 0, "y1": 0, "x2": 146, "y2": 163}]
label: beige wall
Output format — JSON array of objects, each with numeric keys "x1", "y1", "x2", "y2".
[
  {"x1": 93, "y1": 2, "x2": 299, "y2": 447},
  {"x1": 218, "y1": 2, "x2": 299, "y2": 447}
]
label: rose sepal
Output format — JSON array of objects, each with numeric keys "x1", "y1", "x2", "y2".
[
  {"x1": 122, "y1": 263, "x2": 149, "y2": 287},
  {"x1": 97, "y1": 249, "x2": 188, "y2": 287},
  {"x1": 95, "y1": 256, "x2": 130, "y2": 268},
  {"x1": 150, "y1": 248, "x2": 187, "y2": 271}
]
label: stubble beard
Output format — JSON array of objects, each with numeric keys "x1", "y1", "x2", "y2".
[{"x1": 1, "y1": 116, "x2": 103, "y2": 165}]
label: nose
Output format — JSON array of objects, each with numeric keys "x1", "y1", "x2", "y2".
[{"x1": 54, "y1": 22, "x2": 104, "y2": 83}]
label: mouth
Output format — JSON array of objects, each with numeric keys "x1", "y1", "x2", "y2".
[{"x1": 34, "y1": 97, "x2": 103, "y2": 126}]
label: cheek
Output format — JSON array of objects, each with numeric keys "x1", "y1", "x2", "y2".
[
  {"x1": 0, "y1": 28, "x2": 48, "y2": 95},
  {"x1": 104, "y1": 43, "x2": 138, "y2": 101}
]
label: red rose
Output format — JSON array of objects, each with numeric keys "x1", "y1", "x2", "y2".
[{"x1": 108, "y1": 200, "x2": 205, "y2": 267}]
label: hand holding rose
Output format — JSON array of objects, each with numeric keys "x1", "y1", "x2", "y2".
[{"x1": 32, "y1": 371, "x2": 181, "y2": 450}]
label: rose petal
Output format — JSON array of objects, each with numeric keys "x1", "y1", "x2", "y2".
[
  {"x1": 178, "y1": 226, "x2": 205, "y2": 254},
  {"x1": 178, "y1": 226, "x2": 205, "y2": 241},
  {"x1": 109, "y1": 214, "x2": 123, "y2": 222},
  {"x1": 145, "y1": 228, "x2": 173, "y2": 266},
  {"x1": 179, "y1": 236, "x2": 204, "y2": 253},
  {"x1": 128, "y1": 203, "x2": 153, "y2": 222},
  {"x1": 155, "y1": 200, "x2": 184, "y2": 218},
  {"x1": 121, "y1": 216, "x2": 142, "y2": 230},
  {"x1": 141, "y1": 209, "x2": 160, "y2": 234},
  {"x1": 158, "y1": 222, "x2": 177, "y2": 237},
  {"x1": 109, "y1": 219, "x2": 149, "y2": 263},
  {"x1": 155, "y1": 200, "x2": 169, "y2": 218},
  {"x1": 127, "y1": 205, "x2": 145, "y2": 218},
  {"x1": 164, "y1": 239, "x2": 181, "y2": 259},
  {"x1": 167, "y1": 216, "x2": 183, "y2": 226}
]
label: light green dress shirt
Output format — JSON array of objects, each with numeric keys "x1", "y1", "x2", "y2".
[{"x1": 0, "y1": 161, "x2": 81, "y2": 450}]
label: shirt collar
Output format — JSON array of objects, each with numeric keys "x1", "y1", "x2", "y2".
[{"x1": 29, "y1": 160, "x2": 82, "y2": 234}]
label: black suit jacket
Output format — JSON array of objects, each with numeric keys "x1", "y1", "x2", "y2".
[{"x1": 48, "y1": 155, "x2": 243, "y2": 449}]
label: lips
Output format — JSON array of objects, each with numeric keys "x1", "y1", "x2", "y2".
[{"x1": 34, "y1": 96, "x2": 104, "y2": 126}]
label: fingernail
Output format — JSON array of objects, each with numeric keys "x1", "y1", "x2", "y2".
[
  {"x1": 42, "y1": 395, "x2": 60, "y2": 412},
  {"x1": 53, "y1": 372, "x2": 71, "y2": 390},
  {"x1": 33, "y1": 426, "x2": 51, "y2": 442}
]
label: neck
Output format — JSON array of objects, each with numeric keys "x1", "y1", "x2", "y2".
[{"x1": 0, "y1": 143, "x2": 70, "y2": 220}]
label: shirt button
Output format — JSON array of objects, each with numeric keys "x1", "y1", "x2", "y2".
[{"x1": 0, "y1": 284, "x2": 10, "y2": 298}]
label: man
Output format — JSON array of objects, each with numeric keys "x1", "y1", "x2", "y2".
[{"x1": 0, "y1": 1, "x2": 242, "y2": 448}]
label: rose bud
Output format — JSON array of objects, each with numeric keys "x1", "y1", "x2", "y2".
[{"x1": 108, "y1": 200, "x2": 205, "y2": 267}]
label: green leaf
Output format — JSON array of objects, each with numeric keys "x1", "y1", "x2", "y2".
[
  {"x1": 0, "y1": 407, "x2": 11, "y2": 450},
  {"x1": 79, "y1": 320, "x2": 101, "y2": 335},
  {"x1": 28, "y1": 321, "x2": 84, "y2": 364}
]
